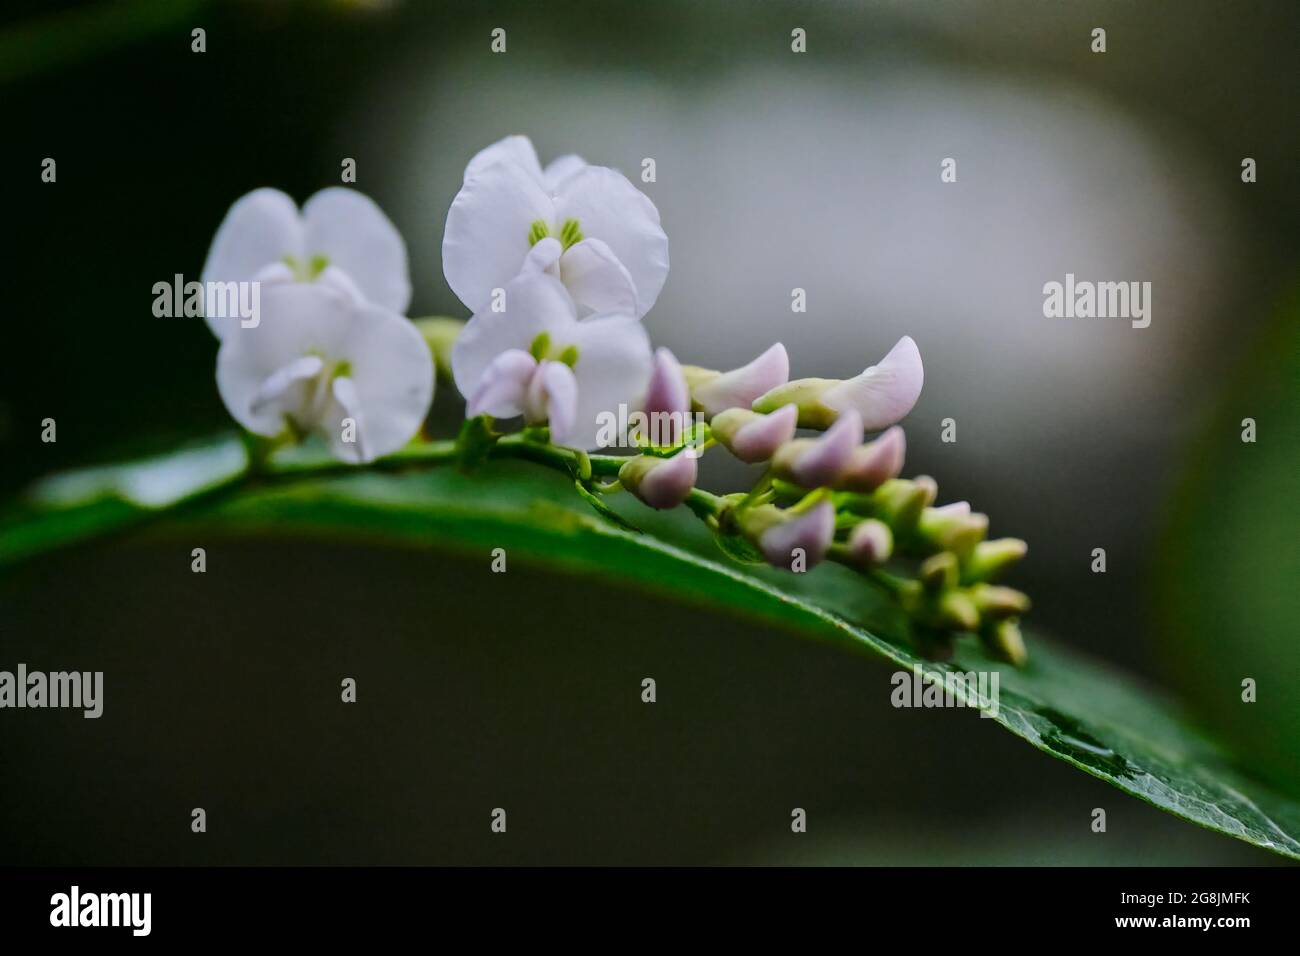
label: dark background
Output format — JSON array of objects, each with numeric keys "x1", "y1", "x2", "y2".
[{"x1": 1, "y1": 0, "x2": 1296, "y2": 864}]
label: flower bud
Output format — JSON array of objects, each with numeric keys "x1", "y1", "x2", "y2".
[
  {"x1": 968, "y1": 583, "x2": 1032, "y2": 618},
  {"x1": 710, "y1": 404, "x2": 798, "y2": 463},
  {"x1": 962, "y1": 538, "x2": 1028, "y2": 583},
  {"x1": 937, "y1": 590, "x2": 980, "y2": 632},
  {"x1": 847, "y1": 518, "x2": 893, "y2": 566},
  {"x1": 919, "y1": 551, "x2": 959, "y2": 592},
  {"x1": 738, "y1": 500, "x2": 836, "y2": 570},
  {"x1": 641, "y1": 347, "x2": 691, "y2": 445},
  {"x1": 869, "y1": 478, "x2": 934, "y2": 531},
  {"x1": 683, "y1": 343, "x2": 789, "y2": 418},
  {"x1": 770, "y1": 410, "x2": 862, "y2": 487},
  {"x1": 918, "y1": 503, "x2": 988, "y2": 558},
  {"x1": 752, "y1": 336, "x2": 923, "y2": 430},
  {"x1": 618, "y1": 452, "x2": 698, "y2": 510},
  {"x1": 835, "y1": 425, "x2": 906, "y2": 492},
  {"x1": 981, "y1": 617, "x2": 1028, "y2": 667}
]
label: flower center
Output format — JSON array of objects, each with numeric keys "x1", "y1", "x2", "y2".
[
  {"x1": 527, "y1": 218, "x2": 583, "y2": 251},
  {"x1": 283, "y1": 254, "x2": 331, "y2": 281},
  {"x1": 528, "y1": 332, "x2": 579, "y2": 367}
]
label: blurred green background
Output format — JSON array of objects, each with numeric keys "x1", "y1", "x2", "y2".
[{"x1": 1, "y1": 0, "x2": 1296, "y2": 864}]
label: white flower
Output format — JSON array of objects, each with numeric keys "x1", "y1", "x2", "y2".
[
  {"x1": 217, "y1": 283, "x2": 433, "y2": 463},
  {"x1": 202, "y1": 187, "x2": 411, "y2": 338},
  {"x1": 443, "y1": 135, "x2": 669, "y2": 319},
  {"x1": 451, "y1": 272, "x2": 652, "y2": 449}
]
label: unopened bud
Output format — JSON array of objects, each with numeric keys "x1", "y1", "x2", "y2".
[
  {"x1": 870, "y1": 478, "x2": 932, "y2": 531},
  {"x1": 937, "y1": 590, "x2": 980, "y2": 631},
  {"x1": 981, "y1": 617, "x2": 1028, "y2": 667},
  {"x1": 918, "y1": 503, "x2": 988, "y2": 558},
  {"x1": 836, "y1": 425, "x2": 906, "y2": 492},
  {"x1": 847, "y1": 518, "x2": 893, "y2": 566},
  {"x1": 738, "y1": 500, "x2": 836, "y2": 570},
  {"x1": 642, "y1": 347, "x2": 691, "y2": 444},
  {"x1": 684, "y1": 343, "x2": 789, "y2": 418},
  {"x1": 618, "y1": 452, "x2": 698, "y2": 510},
  {"x1": 753, "y1": 336, "x2": 923, "y2": 430},
  {"x1": 770, "y1": 410, "x2": 862, "y2": 487},
  {"x1": 963, "y1": 538, "x2": 1028, "y2": 583},
  {"x1": 968, "y1": 583, "x2": 1032, "y2": 618},
  {"x1": 919, "y1": 551, "x2": 959, "y2": 591},
  {"x1": 711, "y1": 404, "x2": 798, "y2": 463}
]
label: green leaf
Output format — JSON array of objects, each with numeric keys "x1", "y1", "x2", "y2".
[{"x1": 4, "y1": 437, "x2": 1300, "y2": 859}]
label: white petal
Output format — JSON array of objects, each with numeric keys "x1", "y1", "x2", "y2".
[
  {"x1": 249, "y1": 354, "x2": 324, "y2": 416},
  {"x1": 529, "y1": 361, "x2": 579, "y2": 443},
  {"x1": 543, "y1": 153, "x2": 586, "y2": 192},
  {"x1": 201, "y1": 188, "x2": 304, "y2": 339},
  {"x1": 821, "y1": 336, "x2": 924, "y2": 430},
  {"x1": 521, "y1": 236, "x2": 563, "y2": 276},
  {"x1": 464, "y1": 134, "x2": 544, "y2": 185},
  {"x1": 334, "y1": 302, "x2": 435, "y2": 460},
  {"x1": 301, "y1": 188, "x2": 411, "y2": 314},
  {"x1": 443, "y1": 160, "x2": 555, "y2": 314},
  {"x1": 315, "y1": 264, "x2": 366, "y2": 304},
  {"x1": 565, "y1": 316, "x2": 654, "y2": 450},
  {"x1": 468, "y1": 349, "x2": 537, "y2": 418},
  {"x1": 450, "y1": 273, "x2": 579, "y2": 401},
  {"x1": 251, "y1": 261, "x2": 296, "y2": 287},
  {"x1": 326, "y1": 376, "x2": 372, "y2": 464},
  {"x1": 217, "y1": 284, "x2": 356, "y2": 436},
  {"x1": 697, "y1": 343, "x2": 790, "y2": 418},
  {"x1": 559, "y1": 238, "x2": 638, "y2": 317},
  {"x1": 553, "y1": 165, "x2": 669, "y2": 317}
]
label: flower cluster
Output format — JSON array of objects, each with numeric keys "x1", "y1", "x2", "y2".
[{"x1": 199, "y1": 135, "x2": 1029, "y2": 664}]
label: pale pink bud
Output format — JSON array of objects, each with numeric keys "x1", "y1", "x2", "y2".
[
  {"x1": 618, "y1": 452, "x2": 698, "y2": 510},
  {"x1": 690, "y1": 343, "x2": 789, "y2": 418},
  {"x1": 836, "y1": 425, "x2": 906, "y2": 492},
  {"x1": 757, "y1": 500, "x2": 836, "y2": 569},
  {"x1": 711, "y1": 404, "x2": 798, "y2": 463},
  {"x1": 847, "y1": 518, "x2": 893, "y2": 566},
  {"x1": 771, "y1": 409, "x2": 863, "y2": 487},
  {"x1": 642, "y1": 347, "x2": 692, "y2": 444},
  {"x1": 821, "y1": 336, "x2": 924, "y2": 430}
]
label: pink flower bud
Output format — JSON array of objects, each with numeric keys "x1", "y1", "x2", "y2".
[
  {"x1": 711, "y1": 404, "x2": 798, "y2": 463},
  {"x1": 757, "y1": 500, "x2": 836, "y2": 569},
  {"x1": 836, "y1": 425, "x2": 906, "y2": 492},
  {"x1": 771, "y1": 409, "x2": 863, "y2": 487},
  {"x1": 848, "y1": 518, "x2": 893, "y2": 566},
  {"x1": 618, "y1": 452, "x2": 698, "y2": 510},
  {"x1": 689, "y1": 343, "x2": 789, "y2": 418},
  {"x1": 642, "y1": 347, "x2": 692, "y2": 444}
]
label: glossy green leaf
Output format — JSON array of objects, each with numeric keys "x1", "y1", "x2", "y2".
[{"x1": 3, "y1": 436, "x2": 1299, "y2": 859}]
